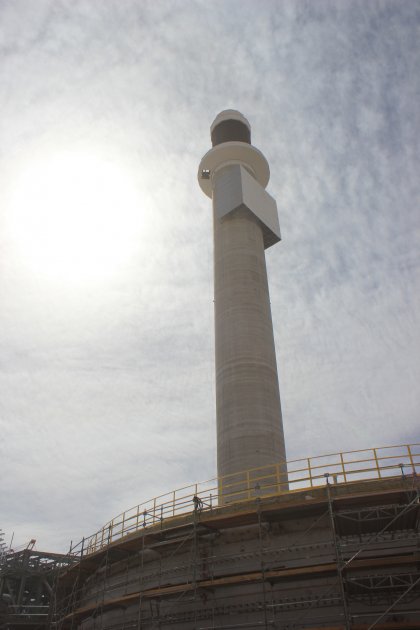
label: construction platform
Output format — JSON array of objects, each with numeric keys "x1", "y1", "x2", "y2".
[{"x1": 52, "y1": 444, "x2": 420, "y2": 629}]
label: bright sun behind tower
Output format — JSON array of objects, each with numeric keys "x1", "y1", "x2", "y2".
[{"x1": 8, "y1": 152, "x2": 143, "y2": 284}]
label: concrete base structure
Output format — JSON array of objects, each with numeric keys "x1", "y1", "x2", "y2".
[{"x1": 54, "y1": 475, "x2": 420, "y2": 629}]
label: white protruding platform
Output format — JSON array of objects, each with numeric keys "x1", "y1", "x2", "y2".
[{"x1": 213, "y1": 164, "x2": 281, "y2": 249}]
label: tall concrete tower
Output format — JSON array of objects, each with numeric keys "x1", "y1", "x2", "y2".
[{"x1": 198, "y1": 110, "x2": 287, "y2": 483}]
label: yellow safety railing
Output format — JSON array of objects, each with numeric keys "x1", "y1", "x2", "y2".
[{"x1": 72, "y1": 443, "x2": 420, "y2": 557}]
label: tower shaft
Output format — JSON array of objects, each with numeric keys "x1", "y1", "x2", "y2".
[{"x1": 214, "y1": 204, "x2": 285, "y2": 477}]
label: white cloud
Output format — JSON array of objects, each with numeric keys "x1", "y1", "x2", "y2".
[{"x1": 0, "y1": 0, "x2": 419, "y2": 551}]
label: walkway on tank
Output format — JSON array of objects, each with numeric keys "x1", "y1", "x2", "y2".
[
  {"x1": 59, "y1": 474, "x2": 420, "y2": 578},
  {"x1": 68, "y1": 443, "x2": 419, "y2": 558}
]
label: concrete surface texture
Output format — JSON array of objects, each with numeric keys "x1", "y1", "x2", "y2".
[{"x1": 213, "y1": 204, "x2": 286, "y2": 478}]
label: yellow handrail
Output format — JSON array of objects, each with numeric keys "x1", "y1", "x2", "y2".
[{"x1": 79, "y1": 442, "x2": 419, "y2": 556}]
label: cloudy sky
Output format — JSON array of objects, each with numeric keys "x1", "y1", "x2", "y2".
[{"x1": 1, "y1": 0, "x2": 419, "y2": 552}]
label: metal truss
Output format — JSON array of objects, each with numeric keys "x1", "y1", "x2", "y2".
[{"x1": 346, "y1": 572, "x2": 420, "y2": 603}]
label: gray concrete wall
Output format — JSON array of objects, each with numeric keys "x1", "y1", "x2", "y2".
[{"x1": 213, "y1": 201, "x2": 286, "y2": 480}]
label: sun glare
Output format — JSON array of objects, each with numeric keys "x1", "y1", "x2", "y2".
[{"x1": 8, "y1": 152, "x2": 144, "y2": 284}]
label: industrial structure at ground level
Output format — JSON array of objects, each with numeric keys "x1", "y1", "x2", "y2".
[{"x1": 0, "y1": 544, "x2": 75, "y2": 629}]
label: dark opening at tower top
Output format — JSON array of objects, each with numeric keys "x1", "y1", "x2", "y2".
[{"x1": 211, "y1": 117, "x2": 251, "y2": 146}]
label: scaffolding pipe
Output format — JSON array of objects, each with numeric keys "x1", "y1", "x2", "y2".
[
  {"x1": 325, "y1": 478, "x2": 351, "y2": 630},
  {"x1": 367, "y1": 574, "x2": 420, "y2": 629}
]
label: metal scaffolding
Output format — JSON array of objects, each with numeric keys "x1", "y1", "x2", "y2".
[
  {"x1": 331, "y1": 475, "x2": 420, "y2": 629},
  {"x1": 51, "y1": 470, "x2": 420, "y2": 629}
]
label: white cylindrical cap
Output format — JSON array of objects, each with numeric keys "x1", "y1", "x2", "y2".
[{"x1": 210, "y1": 110, "x2": 251, "y2": 134}]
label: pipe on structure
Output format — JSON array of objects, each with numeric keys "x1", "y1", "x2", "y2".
[{"x1": 198, "y1": 110, "x2": 287, "y2": 485}]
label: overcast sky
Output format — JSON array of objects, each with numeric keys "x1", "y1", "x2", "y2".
[{"x1": 1, "y1": 0, "x2": 419, "y2": 552}]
